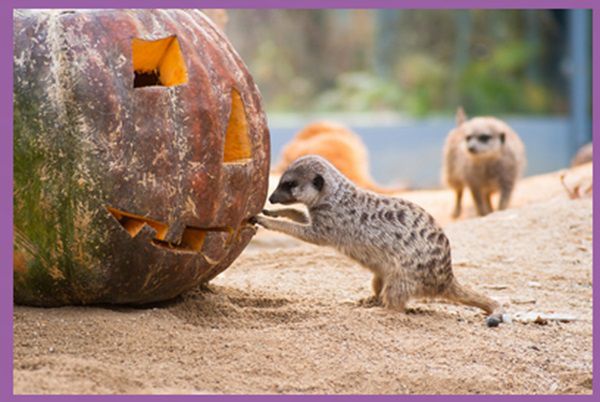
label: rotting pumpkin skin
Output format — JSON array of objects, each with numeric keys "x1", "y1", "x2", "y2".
[{"x1": 13, "y1": 9, "x2": 270, "y2": 306}]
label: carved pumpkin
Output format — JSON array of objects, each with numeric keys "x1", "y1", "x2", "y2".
[{"x1": 13, "y1": 9, "x2": 269, "y2": 306}]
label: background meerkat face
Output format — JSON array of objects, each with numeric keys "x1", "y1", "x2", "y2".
[
  {"x1": 461, "y1": 119, "x2": 506, "y2": 156},
  {"x1": 464, "y1": 132, "x2": 505, "y2": 155}
]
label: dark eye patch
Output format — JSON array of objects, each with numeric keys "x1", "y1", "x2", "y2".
[
  {"x1": 312, "y1": 174, "x2": 324, "y2": 191},
  {"x1": 281, "y1": 180, "x2": 298, "y2": 191},
  {"x1": 478, "y1": 134, "x2": 492, "y2": 143}
]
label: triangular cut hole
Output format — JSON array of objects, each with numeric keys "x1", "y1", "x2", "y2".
[
  {"x1": 179, "y1": 227, "x2": 207, "y2": 251},
  {"x1": 107, "y1": 206, "x2": 233, "y2": 255},
  {"x1": 106, "y1": 207, "x2": 168, "y2": 240},
  {"x1": 223, "y1": 89, "x2": 252, "y2": 163},
  {"x1": 132, "y1": 36, "x2": 188, "y2": 88}
]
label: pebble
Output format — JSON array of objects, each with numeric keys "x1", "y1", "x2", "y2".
[{"x1": 486, "y1": 316, "x2": 502, "y2": 327}]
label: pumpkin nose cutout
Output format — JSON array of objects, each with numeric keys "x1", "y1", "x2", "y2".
[{"x1": 223, "y1": 89, "x2": 252, "y2": 163}]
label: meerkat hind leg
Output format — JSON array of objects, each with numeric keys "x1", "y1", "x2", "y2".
[
  {"x1": 381, "y1": 279, "x2": 410, "y2": 313},
  {"x1": 451, "y1": 187, "x2": 463, "y2": 219},
  {"x1": 484, "y1": 191, "x2": 494, "y2": 214},
  {"x1": 471, "y1": 187, "x2": 490, "y2": 216},
  {"x1": 497, "y1": 185, "x2": 514, "y2": 210},
  {"x1": 358, "y1": 275, "x2": 383, "y2": 307}
]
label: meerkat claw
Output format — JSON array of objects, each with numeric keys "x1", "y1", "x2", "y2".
[{"x1": 357, "y1": 296, "x2": 382, "y2": 308}]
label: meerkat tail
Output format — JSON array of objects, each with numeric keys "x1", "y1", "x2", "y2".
[{"x1": 442, "y1": 278, "x2": 503, "y2": 317}]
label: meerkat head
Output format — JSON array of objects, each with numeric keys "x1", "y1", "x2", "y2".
[
  {"x1": 460, "y1": 117, "x2": 506, "y2": 157},
  {"x1": 269, "y1": 155, "x2": 343, "y2": 207}
]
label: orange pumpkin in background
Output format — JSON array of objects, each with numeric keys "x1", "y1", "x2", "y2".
[{"x1": 13, "y1": 9, "x2": 270, "y2": 306}]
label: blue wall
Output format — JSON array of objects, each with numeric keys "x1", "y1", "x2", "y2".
[{"x1": 268, "y1": 116, "x2": 573, "y2": 189}]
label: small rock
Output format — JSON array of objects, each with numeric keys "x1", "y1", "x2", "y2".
[
  {"x1": 511, "y1": 298, "x2": 537, "y2": 305},
  {"x1": 486, "y1": 316, "x2": 502, "y2": 327},
  {"x1": 484, "y1": 284, "x2": 509, "y2": 290},
  {"x1": 527, "y1": 281, "x2": 542, "y2": 288}
]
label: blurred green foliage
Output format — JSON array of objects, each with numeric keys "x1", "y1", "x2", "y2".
[{"x1": 225, "y1": 10, "x2": 574, "y2": 116}]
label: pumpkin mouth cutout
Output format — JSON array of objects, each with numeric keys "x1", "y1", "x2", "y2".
[
  {"x1": 223, "y1": 89, "x2": 252, "y2": 163},
  {"x1": 106, "y1": 206, "x2": 233, "y2": 253},
  {"x1": 132, "y1": 36, "x2": 188, "y2": 88}
]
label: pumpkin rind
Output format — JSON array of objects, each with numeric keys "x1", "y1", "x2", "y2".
[{"x1": 13, "y1": 9, "x2": 270, "y2": 306}]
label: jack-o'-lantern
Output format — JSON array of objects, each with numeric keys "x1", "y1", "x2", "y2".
[{"x1": 13, "y1": 9, "x2": 269, "y2": 306}]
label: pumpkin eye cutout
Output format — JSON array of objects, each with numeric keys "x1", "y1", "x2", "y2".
[
  {"x1": 223, "y1": 89, "x2": 252, "y2": 163},
  {"x1": 132, "y1": 36, "x2": 188, "y2": 88}
]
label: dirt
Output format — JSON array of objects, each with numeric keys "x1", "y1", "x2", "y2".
[{"x1": 13, "y1": 163, "x2": 593, "y2": 394}]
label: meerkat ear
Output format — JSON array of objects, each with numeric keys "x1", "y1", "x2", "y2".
[
  {"x1": 312, "y1": 174, "x2": 324, "y2": 191},
  {"x1": 456, "y1": 106, "x2": 467, "y2": 126},
  {"x1": 499, "y1": 132, "x2": 506, "y2": 144}
]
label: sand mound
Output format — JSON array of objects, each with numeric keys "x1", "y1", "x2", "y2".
[{"x1": 13, "y1": 165, "x2": 592, "y2": 394}]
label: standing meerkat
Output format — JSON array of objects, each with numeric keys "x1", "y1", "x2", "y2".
[
  {"x1": 254, "y1": 155, "x2": 505, "y2": 327},
  {"x1": 442, "y1": 108, "x2": 526, "y2": 218}
]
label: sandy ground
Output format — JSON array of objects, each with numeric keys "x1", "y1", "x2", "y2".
[{"x1": 13, "y1": 164, "x2": 593, "y2": 394}]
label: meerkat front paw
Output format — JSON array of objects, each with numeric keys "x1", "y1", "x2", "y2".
[{"x1": 253, "y1": 214, "x2": 271, "y2": 228}]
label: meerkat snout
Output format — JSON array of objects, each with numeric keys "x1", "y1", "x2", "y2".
[{"x1": 269, "y1": 180, "x2": 298, "y2": 205}]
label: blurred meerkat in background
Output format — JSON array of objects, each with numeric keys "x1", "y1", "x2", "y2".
[
  {"x1": 442, "y1": 108, "x2": 526, "y2": 218},
  {"x1": 570, "y1": 142, "x2": 592, "y2": 167},
  {"x1": 274, "y1": 121, "x2": 407, "y2": 194}
]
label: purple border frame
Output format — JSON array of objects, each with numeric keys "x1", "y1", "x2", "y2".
[{"x1": 1, "y1": 1, "x2": 596, "y2": 400}]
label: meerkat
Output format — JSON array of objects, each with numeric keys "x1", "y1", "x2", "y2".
[
  {"x1": 570, "y1": 142, "x2": 592, "y2": 167},
  {"x1": 254, "y1": 155, "x2": 505, "y2": 327},
  {"x1": 442, "y1": 107, "x2": 526, "y2": 218},
  {"x1": 274, "y1": 121, "x2": 406, "y2": 194}
]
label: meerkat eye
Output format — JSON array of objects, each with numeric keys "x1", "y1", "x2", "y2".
[
  {"x1": 312, "y1": 174, "x2": 324, "y2": 191},
  {"x1": 478, "y1": 134, "x2": 492, "y2": 143}
]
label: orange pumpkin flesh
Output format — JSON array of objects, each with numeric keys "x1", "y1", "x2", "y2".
[{"x1": 224, "y1": 89, "x2": 253, "y2": 163}]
